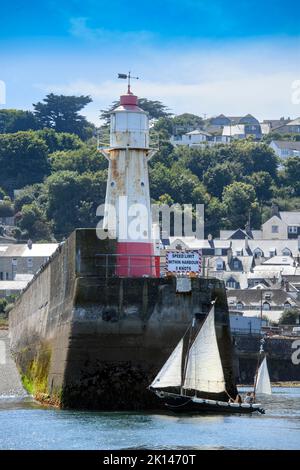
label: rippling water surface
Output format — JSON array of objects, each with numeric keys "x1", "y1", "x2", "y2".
[{"x1": 0, "y1": 387, "x2": 299, "y2": 450}]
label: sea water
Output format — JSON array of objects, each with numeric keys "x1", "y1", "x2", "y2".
[{"x1": 0, "y1": 387, "x2": 299, "y2": 450}]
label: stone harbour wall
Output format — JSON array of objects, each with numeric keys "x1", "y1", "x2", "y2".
[{"x1": 9, "y1": 228, "x2": 237, "y2": 410}]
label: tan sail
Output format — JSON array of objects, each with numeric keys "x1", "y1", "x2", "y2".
[
  {"x1": 255, "y1": 357, "x2": 272, "y2": 395},
  {"x1": 150, "y1": 339, "x2": 183, "y2": 389},
  {"x1": 183, "y1": 305, "x2": 225, "y2": 393}
]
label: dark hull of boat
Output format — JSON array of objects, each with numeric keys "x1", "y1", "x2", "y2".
[{"x1": 159, "y1": 393, "x2": 264, "y2": 414}]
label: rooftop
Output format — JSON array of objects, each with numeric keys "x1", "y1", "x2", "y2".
[
  {"x1": 271, "y1": 140, "x2": 300, "y2": 151},
  {"x1": 0, "y1": 243, "x2": 58, "y2": 258}
]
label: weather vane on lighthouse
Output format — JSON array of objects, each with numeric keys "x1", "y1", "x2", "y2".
[{"x1": 118, "y1": 71, "x2": 139, "y2": 94}]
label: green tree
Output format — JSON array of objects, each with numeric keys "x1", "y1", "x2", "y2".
[
  {"x1": 33, "y1": 94, "x2": 94, "y2": 140},
  {"x1": 283, "y1": 157, "x2": 300, "y2": 196},
  {"x1": 17, "y1": 202, "x2": 52, "y2": 241},
  {"x1": 246, "y1": 171, "x2": 274, "y2": 203},
  {"x1": 14, "y1": 184, "x2": 45, "y2": 213},
  {"x1": 222, "y1": 181, "x2": 259, "y2": 228},
  {"x1": 205, "y1": 197, "x2": 225, "y2": 236},
  {"x1": 36, "y1": 128, "x2": 83, "y2": 153},
  {"x1": 151, "y1": 117, "x2": 174, "y2": 139},
  {"x1": 50, "y1": 146, "x2": 107, "y2": 173},
  {"x1": 0, "y1": 109, "x2": 40, "y2": 133},
  {"x1": 0, "y1": 132, "x2": 50, "y2": 193},
  {"x1": 150, "y1": 142, "x2": 176, "y2": 168},
  {"x1": 46, "y1": 170, "x2": 107, "y2": 238},
  {"x1": 278, "y1": 308, "x2": 300, "y2": 325},
  {"x1": 203, "y1": 163, "x2": 234, "y2": 199},
  {"x1": 0, "y1": 187, "x2": 6, "y2": 199},
  {"x1": 0, "y1": 199, "x2": 14, "y2": 217}
]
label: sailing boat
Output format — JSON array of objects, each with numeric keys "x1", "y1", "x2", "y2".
[
  {"x1": 254, "y1": 339, "x2": 272, "y2": 396},
  {"x1": 149, "y1": 304, "x2": 265, "y2": 414}
]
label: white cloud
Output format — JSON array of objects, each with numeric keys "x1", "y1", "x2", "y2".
[
  {"x1": 37, "y1": 39, "x2": 300, "y2": 125},
  {"x1": 19, "y1": 38, "x2": 300, "y2": 124}
]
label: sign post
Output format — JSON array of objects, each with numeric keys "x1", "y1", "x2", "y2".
[{"x1": 166, "y1": 250, "x2": 202, "y2": 276}]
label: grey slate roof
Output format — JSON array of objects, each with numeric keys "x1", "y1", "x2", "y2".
[
  {"x1": 227, "y1": 289, "x2": 300, "y2": 307},
  {"x1": 279, "y1": 211, "x2": 300, "y2": 225},
  {"x1": 272, "y1": 140, "x2": 300, "y2": 151}
]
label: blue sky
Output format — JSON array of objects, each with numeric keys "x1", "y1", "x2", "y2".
[{"x1": 1, "y1": 0, "x2": 300, "y2": 123}]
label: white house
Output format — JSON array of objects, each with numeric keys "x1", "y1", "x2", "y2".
[
  {"x1": 261, "y1": 211, "x2": 300, "y2": 239},
  {"x1": 269, "y1": 140, "x2": 300, "y2": 159},
  {"x1": 170, "y1": 129, "x2": 230, "y2": 147}
]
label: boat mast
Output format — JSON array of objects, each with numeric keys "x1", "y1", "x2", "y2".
[
  {"x1": 253, "y1": 288, "x2": 265, "y2": 398},
  {"x1": 181, "y1": 319, "x2": 195, "y2": 396}
]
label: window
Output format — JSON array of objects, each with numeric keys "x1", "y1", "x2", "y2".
[
  {"x1": 282, "y1": 248, "x2": 291, "y2": 256},
  {"x1": 236, "y1": 302, "x2": 244, "y2": 310},
  {"x1": 272, "y1": 225, "x2": 279, "y2": 233},
  {"x1": 254, "y1": 248, "x2": 263, "y2": 258},
  {"x1": 269, "y1": 250, "x2": 276, "y2": 258},
  {"x1": 12, "y1": 258, "x2": 18, "y2": 266},
  {"x1": 227, "y1": 280, "x2": 236, "y2": 288},
  {"x1": 0, "y1": 272, "x2": 3, "y2": 280},
  {"x1": 236, "y1": 250, "x2": 242, "y2": 256},
  {"x1": 288, "y1": 226, "x2": 298, "y2": 234},
  {"x1": 216, "y1": 259, "x2": 223, "y2": 271},
  {"x1": 214, "y1": 248, "x2": 222, "y2": 256},
  {"x1": 284, "y1": 302, "x2": 291, "y2": 310},
  {"x1": 263, "y1": 302, "x2": 270, "y2": 311},
  {"x1": 233, "y1": 260, "x2": 240, "y2": 269},
  {"x1": 27, "y1": 258, "x2": 33, "y2": 269}
]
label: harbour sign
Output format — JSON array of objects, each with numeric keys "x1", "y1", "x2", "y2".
[{"x1": 166, "y1": 250, "x2": 202, "y2": 273}]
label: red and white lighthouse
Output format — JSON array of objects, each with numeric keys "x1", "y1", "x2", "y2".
[{"x1": 101, "y1": 78, "x2": 157, "y2": 277}]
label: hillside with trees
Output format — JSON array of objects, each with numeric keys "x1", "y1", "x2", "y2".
[{"x1": 1, "y1": 94, "x2": 300, "y2": 242}]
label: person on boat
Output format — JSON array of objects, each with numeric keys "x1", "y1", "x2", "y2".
[
  {"x1": 235, "y1": 394, "x2": 242, "y2": 404},
  {"x1": 244, "y1": 392, "x2": 254, "y2": 403},
  {"x1": 228, "y1": 393, "x2": 242, "y2": 403}
]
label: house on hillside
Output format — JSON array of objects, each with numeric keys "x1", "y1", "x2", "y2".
[
  {"x1": 170, "y1": 129, "x2": 231, "y2": 147},
  {"x1": 269, "y1": 140, "x2": 300, "y2": 159},
  {"x1": 271, "y1": 117, "x2": 300, "y2": 135}
]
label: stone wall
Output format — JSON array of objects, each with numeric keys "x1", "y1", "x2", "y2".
[
  {"x1": 234, "y1": 334, "x2": 300, "y2": 383},
  {"x1": 9, "y1": 229, "x2": 237, "y2": 410}
]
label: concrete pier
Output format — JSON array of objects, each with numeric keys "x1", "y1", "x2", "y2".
[{"x1": 9, "y1": 229, "x2": 237, "y2": 409}]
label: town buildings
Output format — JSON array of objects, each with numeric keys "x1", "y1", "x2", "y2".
[
  {"x1": 0, "y1": 240, "x2": 58, "y2": 297},
  {"x1": 164, "y1": 207, "x2": 300, "y2": 323}
]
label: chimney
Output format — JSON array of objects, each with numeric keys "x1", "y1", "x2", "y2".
[
  {"x1": 245, "y1": 235, "x2": 249, "y2": 251},
  {"x1": 271, "y1": 203, "x2": 279, "y2": 218},
  {"x1": 227, "y1": 246, "x2": 233, "y2": 265},
  {"x1": 27, "y1": 239, "x2": 33, "y2": 250},
  {"x1": 245, "y1": 221, "x2": 251, "y2": 237}
]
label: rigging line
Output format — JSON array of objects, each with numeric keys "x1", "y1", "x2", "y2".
[
  {"x1": 224, "y1": 388, "x2": 235, "y2": 402},
  {"x1": 181, "y1": 320, "x2": 194, "y2": 395}
]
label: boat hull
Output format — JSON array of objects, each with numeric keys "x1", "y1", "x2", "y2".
[{"x1": 156, "y1": 392, "x2": 265, "y2": 414}]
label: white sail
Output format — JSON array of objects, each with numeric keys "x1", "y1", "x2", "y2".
[
  {"x1": 255, "y1": 357, "x2": 272, "y2": 395},
  {"x1": 183, "y1": 305, "x2": 225, "y2": 393},
  {"x1": 150, "y1": 339, "x2": 183, "y2": 389}
]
